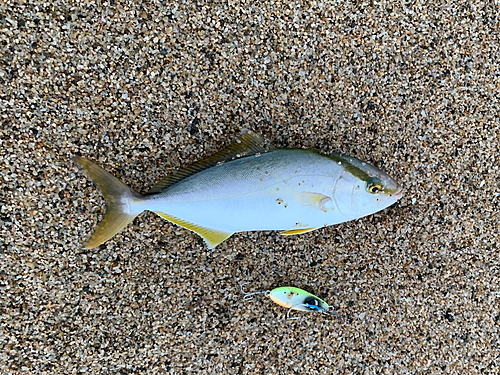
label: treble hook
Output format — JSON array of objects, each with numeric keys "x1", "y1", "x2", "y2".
[
  {"x1": 286, "y1": 303, "x2": 310, "y2": 320},
  {"x1": 240, "y1": 282, "x2": 271, "y2": 302}
]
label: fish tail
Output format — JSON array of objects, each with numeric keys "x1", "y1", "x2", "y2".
[{"x1": 72, "y1": 156, "x2": 144, "y2": 248}]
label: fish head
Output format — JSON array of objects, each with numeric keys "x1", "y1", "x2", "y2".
[{"x1": 331, "y1": 154, "x2": 403, "y2": 220}]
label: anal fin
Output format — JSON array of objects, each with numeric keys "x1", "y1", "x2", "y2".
[
  {"x1": 282, "y1": 227, "x2": 319, "y2": 236},
  {"x1": 156, "y1": 212, "x2": 233, "y2": 249}
]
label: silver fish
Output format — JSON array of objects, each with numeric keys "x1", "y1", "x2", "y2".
[{"x1": 73, "y1": 130, "x2": 403, "y2": 248}]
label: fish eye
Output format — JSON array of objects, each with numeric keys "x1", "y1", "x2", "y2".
[{"x1": 366, "y1": 178, "x2": 383, "y2": 194}]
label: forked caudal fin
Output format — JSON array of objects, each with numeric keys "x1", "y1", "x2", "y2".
[{"x1": 72, "y1": 156, "x2": 143, "y2": 249}]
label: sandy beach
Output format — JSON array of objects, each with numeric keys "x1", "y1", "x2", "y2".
[{"x1": 2, "y1": 1, "x2": 500, "y2": 373}]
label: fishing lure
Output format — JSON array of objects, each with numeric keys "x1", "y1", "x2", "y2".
[{"x1": 240, "y1": 282, "x2": 337, "y2": 320}]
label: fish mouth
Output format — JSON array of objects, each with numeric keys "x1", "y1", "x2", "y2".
[{"x1": 392, "y1": 186, "x2": 404, "y2": 198}]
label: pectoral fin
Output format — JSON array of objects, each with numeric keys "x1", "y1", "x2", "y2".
[
  {"x1": 282, "y1": 227, "x2": 319, "y2": 236},
  {"x1": 156, "y1": 212, "x2": 233, "y2": 249},
  {"x1": 293, "y1": 192, "x2": 331, "y2": 211}
]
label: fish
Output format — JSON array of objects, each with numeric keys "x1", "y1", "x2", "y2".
[{"x1": 72, "y1": 130, "x2": 403, "y2": 249}]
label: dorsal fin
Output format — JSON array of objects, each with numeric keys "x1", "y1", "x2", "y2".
[{"x1": 147, "y1": 129, "x2": 273, "y2": 194}]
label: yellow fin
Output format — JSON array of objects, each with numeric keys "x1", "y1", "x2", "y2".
[
  {"x1": 147, "y1": 129, "x2": 273, "y2": 194},
  {"x1": 72, "y1": 156, "x2": 142, "y2": 249},
  {"x1": 282, "y1": 227, "x2": 319, "y2": 236},
  {"x1": 156, "y1": 212, "x2": 233, "y2": 249},
  {"x1": 293, "y1": 192, "x2": 331, "y2": 211}
]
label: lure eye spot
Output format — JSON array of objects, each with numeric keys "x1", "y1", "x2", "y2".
[
  {"x1": 304, "y1": 297, "x2": 322, "y2": 312},
  {"x1": 304, "y1": 297, "x2": 318, "y2": 304},
  {"x1": 304, "y1": 297, "x2": 321, "y2": 309}
]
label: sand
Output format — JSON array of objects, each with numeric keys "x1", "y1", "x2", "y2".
[{"x1": 1, "y1": 0, "x2": 500, "y2": 373}]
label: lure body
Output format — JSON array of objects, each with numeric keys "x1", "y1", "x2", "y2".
[
  {"x1": 73, "y1": 130, "x2": 403, "y2": 249},
  {"x1": 269, "y1": 287, "x2": 330, "y2": 313},
  {"x1": 240, "y1": 283, "x2": 334, "y2": 319}
]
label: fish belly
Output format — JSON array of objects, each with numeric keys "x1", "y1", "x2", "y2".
[{"x1": 145, "y1": 150, "x2": 349, "y2": 232}]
